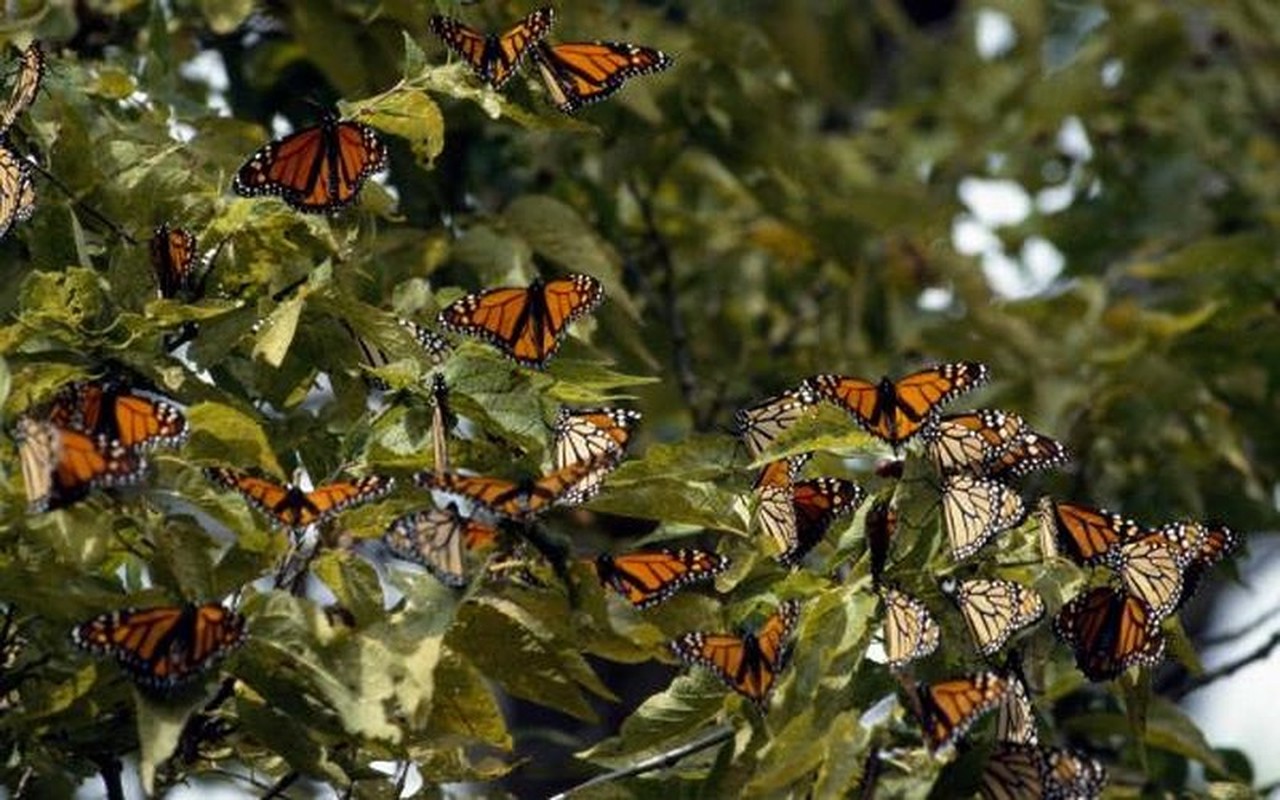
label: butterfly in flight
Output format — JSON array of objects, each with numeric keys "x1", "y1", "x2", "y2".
[
  {"x1": 0, "y1": 41, "x2": 45, "y2": 133},
  {"x1": 438, "y1": 273, "x2": 604, "y2": 368},
  {"x1": 15, "y1": 417, "x2": 146, "y2": 513},
  {"x1": 415, "y1": 457, "x2": 616, "y2": 522},
  {"x1": 429, "y1": 7, "x2": 555, "y2": 89},
  {"x1": 72, "y1": 602, "x2": 247, "y2": 692},
  {"x1": 940, "y1": 577, "x2": 1044, "y2": 657},
  {"x1": 205, "y1": 467, "x2": 394, "y2": 531},
  {"x1": 0, "y1": 142, "x2": 35, "y2": 240},
  {"x1": 914, "y1": 671, "x2": 1008, "y2": 752},
  {"x1": 669, "y1": 599, "x2": 801, "y2": 707},
  {"x1": 592, "y1": 548, "x2": 728, "y2": 609},
  {"x1": 810, "y1": 362, "x2": 989, "y2": 448},
  {"x1": 530, "y1": 39, "x2": 673, "y2": 113},
  {"x1": 733, "y1": 383, "x2": 822, "y2": 459},
  {"x1": 1052, "y1": 585, "x2": 1165, "y2": 681},
  {"x1": 880, "y1": 585, "x2": 940, "y2": 670},
  {"x1": 48, "y1": 379, "x2": 188, "y2": 453},
  {"x1": 383, "y1": 505, "x2": 498, "y2": 588},
  {"x1": 233, "y1": 111, "x2": 388, "y2": 214},
  {"x1": 940, "y1": 474, "x2": 1027, "y2": 562}
]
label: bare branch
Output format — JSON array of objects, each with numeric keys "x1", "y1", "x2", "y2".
[
  {"x1": 1168, "y1": 630, "x2": 1280, "y2": 700},
  {"x1": 549, "y1": 724, "x2": 734, "y2": 800},
  {"x1": 1199, "y1": 600, "x2": 1280, "y2": 649},
  {"x1": 262, "y1": 771, "x2": 300, "y2": 799}
]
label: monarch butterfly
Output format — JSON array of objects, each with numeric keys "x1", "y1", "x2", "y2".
[
  {"x1": 881, "y1": 586, "x2": 940, "y2": 670},
  {"x1": 1053, "y1": 586, "x2": 1165, "y2": 681},
  {"x1": 1108, "y1": 535, "x2": 1185, "y2": 620},
  {"x1": 669, "y1": 599, "x2": 801, "y2": 706},
  {"x1": 1038, "y1": 497, "x2": 1144, "y2": 567},
  {"x1": 438, "y1": 273, "x2": 604, "y2": 368},
  {"x1": 233, "y1": 112, "x2": 388, "y2": 214},
  {"x1": 552, "y1": 406, "x2": 642, "y2": 470},
  {"x1": 205, "y1": 467, "x2": 394, "y2": 531},
  {"x1": 415, "y1": 458, "x2": 615, "y2": 521},
  {"x1": 344, "y1": 318, "x2": 452, "y2": 389},
  {"x1": 759, "y1": 474, "x2": 863, "y2": 566},
  {"x1": 866, "y1": 496, "x2": 898, "y2": 588},
  {"x1": 993, "y1": 657, "x2": 1038, "y2": 745},
  {"x1": 941, "y1": 474, "x2": 1027, "y2": 562},
  {"x1": 150, "y1": 223, "x2": 204, "y2": 301},
  {"x1": 71, "y1": 602, "x2": 247, "y2": 692},
  {"x1": 1154, "y1": 520, "x2": 1240, "y2": 607},
  {"x1": 383, "y1": 505, "x2": 498, "y2": 588},
  {"x1": 0, "y1": 41, "x2": 44, "y2": 133},
  {"x1": 752, "y1": 454, "x2": 802, "y2": 558},
  {"x1": 979, "y1": 743, "x2": 1107, "y2": 800},
  {"x1": 733, "y1": 383, "x2": 822, "y2": 459},
  {"x1": 0, "y1": 142, "x2": 35, "y2": 240},
  {"x1": 810, "y1": 362, "x2": 989, "y2": 447},
  {"x1": 16, "y1": 417, "x2": 147, "y2": 512},
  {"x1": 985, "y1": 430, "x2": 1069, "y2": 479},
  {"x1": 924, "y1": 410, "x2": 1027, "y2": 475},
  {"x1": 940, "y1": 577, "x2": 1045, "y2": 657},
  {"x1": 592, "y1": 548, "x2": 728, "y2": 609},
  {"x1": 915, "y1": 671, "x2": 1008, "y2": 752},
  {"x1": 530, "y1": 40, "x2": 673, "y2": 113},
  {"x1": 428, "y1": 7, "x2": 555, "y2": 89},
  {"x1": 48, "y1": 379, "x2": 188, "y2": 453}
]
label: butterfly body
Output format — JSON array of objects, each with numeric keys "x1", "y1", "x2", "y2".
[
  {"x1": 72, "y1": 602, "x2": 247, "y2": 692},
  {"x1": 438, "y1": 273, "x2": 603, "y2": 368},
  {"x1": 233, "y1": 113, "x2": 388, "y2": 214},
  {"x1": 593, "y1": 549, "x2": 728, "y2": 608},
  {"x1": 670, "y1": 600, "x2": 800, "y2": 706}
]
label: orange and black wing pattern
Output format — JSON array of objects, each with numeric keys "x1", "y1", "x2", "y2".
[
  {"x1": 1151, "y1": 520, "x2": 1240, "y2": 608},
  {"x1": 438, "y1": 273, "x2": 604, "y2": 368},
  {"x1": 49, "y1": 380, "x2": 188, "y2": 452},
  {"x1": 233, "y1": 113, "x2": 388, "y2": 214},
  {"x1": 429, "y1": 7, "x2": 555, "y2": 89},
  {"x1": 915, "y1": 671, "x2": 1008, "y2": 752},
  {"x1": 593, "y1": 548, "x2": 728, "y2": 609},
  {"x1": 985, "y1": 430, "x2": 1069, "y2": 479},
  {"x1": 383, "y1": 506, "x2": 497, "y2": 587},
  {"x1": 783, "y1": 477, "x2": 864, "y2": 566},
  {"x1": 882, "y1": 585, "x2": 940, "y2": 670},
  {"x1": 811, "y1": 362, "x2": 988, "y2": 446},
  {"x1": 553, "y1": 406, "x2": 641, "y2": 469},
  {"x1": 0, "y1": 142, "x2": 35, "y2": 240},
  {"x1": 1039, "y1": 498, "x2": 1143, "y2": 567},
  {"x1": 734, "y1": 383, "x2": 822, "y2": 459},
  {"x1": 206, "y1": 467, "x2": 393, "y2": 530},
  {"x1": 72, "y1": 603, "x2": 246, "y2": 692},
  {"x1": 0, "y1": 41, "x2": 45, "y2": 132},
  {"x1": 150, "y1": 223, "x2": 200, "y2": 300},
  {"x1": 16, "y1": 417, "x2": 146, "y2": 512},
  {"x1": 941, "y1": 577, "x2": 1044, "y2": 657},
  {"x1": 670, "y1": 600, "x2": 801, "y2": 706},
  {"x1": 1053, "y1": 586, "x2": 1165, "y2": 681},
  {"x1": 923, "y1": 409, "x2": 1025, "y2": 475},
  {"x1": 531, "y1": 40, "x2": 673, "y2": 113}
]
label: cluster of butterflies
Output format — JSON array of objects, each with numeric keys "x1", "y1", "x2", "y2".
[
  {"x1": 428, "y1": 6, "x2": 672, "y2": 113},
  {"x1": 0, "y1": 42, "x2": 44, "y2": 240}
]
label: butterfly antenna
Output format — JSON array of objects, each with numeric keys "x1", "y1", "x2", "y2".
[{"x1": 15, "y1": 151, "x2": 138, "y2": 245}]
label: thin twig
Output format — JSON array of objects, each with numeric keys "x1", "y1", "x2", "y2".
[
  {"x1": 1200, "y1": 600, "x2": 1280, "y2": 648},
  {"x1": 548, "y1": 724, "x2": 735, "y2": 800},
  {"x1": 262, "y1": 770, "x2": 299, "y2": 799},
  {"x1": 20, "y1": 156, "x2": 138, "y2": 245},
  {"x1": 1168, "y1": 630, "x2": 1280, "y2": 700},
  {"x1": 178, "y1": 676, "x2": 238, "y2": 764}
]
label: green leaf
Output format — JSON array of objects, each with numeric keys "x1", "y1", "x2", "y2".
[
  {"x1": 354, "y1": 88, "x2": 446, "y2": 168},
  {"x1": 200, "y1": 0, "x2": 253, "y2": 34},
  {"x1": 184, "y1": 401, "x2": 283, "y2": 475},
  {"x1": 136, "y1": 690, "x2": 205, "y2": 794},
  {"x1": 252, "y1": 295, "x2": 304, "y2": 367}
]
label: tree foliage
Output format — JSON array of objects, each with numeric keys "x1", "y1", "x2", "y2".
[{"x1": 0, "y1": 0, "x2": 1276, "y2": 797}]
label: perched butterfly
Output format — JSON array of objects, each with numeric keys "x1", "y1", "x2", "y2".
[
  {"x1": 345, "y1": 318, "x2": 452, "y2": 389},
  {"x1": 1053, "y1": 586, "x2": 1165, "y2": 681},
  {"x1": 530, "y1": 40, "x2": 673, "y2": 113},
  {"x1": 865, "y1": 496, "x2": 898, "y2": 588},
  {"x1": 923, "y1": 410, "x2": 1027, "y2": 475},
  {"x1": 1038, "y1": 497, "x2": 1144, "y2": 567},
  {"x1": 16, "y1": 417, "x2": 146, "y2": 513},
  {"x1": 758, "y1": 470, "x2": 863, "y2": 565},
  {"x1": 670, "y1": 599, "x2": 801, "y2": 706},
  {"x1": 552, "y1": 406, "x2": 642, "y2": 469},
  {"x1": 941, "y1": 474, "x2": 1027, "y2": 562},
  {"x1": 438, "y1": 273, "x2": 604, "y2": 368},
  {"x1": 881, "y1": 585, "x2": 940, "y2": 670},
  {"x1": 980, "y1": 743, "x2": 1046, "y2": 800},
  {"x1": 810, "y1": 362, "x2": 989, "y2": 447},
  {"x1": 1042, "y1": 745, "x2": 1108, "y2": 799},
  {"x1": 733, "y1": 383, "x2": 822, "y2": 459},
  {"x1": 0, "y1": 42, "x2": 44, "y2": 133},
  {"x1": 48, "y1": 379, "x2": 188, "y2": 452},
  {"x1": 940, "y1": 577, "x2": 1045, "y2": 657},
  {"x1": 986, "y1": 430, "x2": 1069, "y2": 479},
  {"x1": 994, "y1": 661, "x2": 1038, "y2": 746},
  {"x1": 429, "y1": 7, "x2": 555, "y2": 89},
  {"x1": 383, "y1": 505, "x2": 498, "y2": 587},
  {"x1": 233, "y1": 112, "x2": 388, "y2": 214},
  {"x1": 1153, "y1": 520, "x2": 1240, "y2": 607},
  {"x1": 150, "y1": 223, "x2": 204, "y2": 301},
  {"x1": 72, "y1": 602, "x2": 246, "y2": 692},
  {"x1": 752, "y1": 455, "x2": 803, "y2": 558},
  {"x1": 1107, "y1": 535, "x2": 1185, "y2": 620},
  {"x1": 915, "y1": 671, "x2": 1009, "y2": 752},
  {"x1": 592, "y1": 548, "x2": 728, "y2": 609},
  {"x1": 205, "y1": 467, "x2": 394, "y2": 531},
  {"x1": 415, "y1": 458, "x2": 615, "y2": 521},
  {"x1": 0, "y1": 142, "x2": 35, "y2": 240}
]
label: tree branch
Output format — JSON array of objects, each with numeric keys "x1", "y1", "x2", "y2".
[
  {"x1": 1168, "y1": 630, "x2": 1280, "y2": 700},
  {"x1": 1199, "y1": 600, "x2": 1280, "y2": 648},
  {"x1": 97, "y1": 757, "x2": 125, "y2": 800},
  {"x1": 548, "y1": 724, "x2": 735, "y2": 800},
  {"x1": 262, "y1": 770, "x2": 299, "y2": 799}
]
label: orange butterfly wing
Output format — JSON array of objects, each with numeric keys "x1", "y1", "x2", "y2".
[
  {"x1": 53, "y1": 428, "x2": 146, "y2": 506},
  {"x1": 814, "y1": 363, "x2": 988, "y2": 445},
  {"x1": 531, "y1": 40, "x2": 673, "y2": 113},
  {"x1": 670, "y1": 600, "x2": 800, "y2": 705},
  {"x1": 916, "y1": 672, "x2": 1008, "y2": 751},
  {"x1": 234, "y1": 116, "x2": 387, "y2": 214},
  {"x1": 1041, "y1": 499, "x2": 1142, "y2": 566},
  {"x1": 207, "y1": 467, "x2": 390, "y2": 529},
  {"x1": 1052, "y1": 586, "x2": 1165, "y2": 681},
  {"x1": 150, "y1": 223, "x2": 199, "y2": 299},
  {"x1": 429, "y1": 7, "x2": 555, "y2": 89},
  {"x1": 594, "y1": 549, "x2": 727, "y2": 608}
]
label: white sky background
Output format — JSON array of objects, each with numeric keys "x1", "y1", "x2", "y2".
[{"x1": 61, "y1": 7, "x2": 1280, "y2": 798}]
